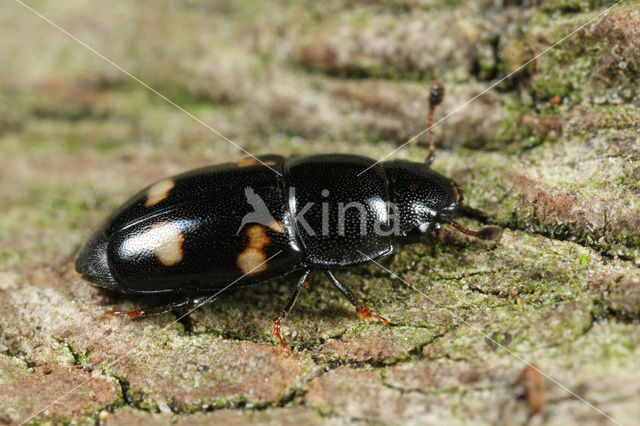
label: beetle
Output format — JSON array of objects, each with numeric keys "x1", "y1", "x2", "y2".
[{"x1": 75, "y1": 83, "x2": 500, "y2": 352}]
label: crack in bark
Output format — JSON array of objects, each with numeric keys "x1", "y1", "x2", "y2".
[
  {"x1": 98, "y1": 363, "x2": 320, "y2": 417},
  {"x1": 0, "y1": 348, "x2": 36, "y2": 369},
  {"x1": 435, "y1": 269, "x2": 502, "y2": 282},
  {"x1": 591, "y1": 298, "x2": 640, "y2": 324},
  {"x1": 462, "y1": 206, "x2": 639, "y2": 266},
  {"x1": 52, "y1": 336, "x2": 90, "y2": 368},
  {"x1": 0, "y1": 328, "x2": 39, "y2": 369},
  {"x1": 465, "y1": 282, "x2": 523, "y2": 302}
]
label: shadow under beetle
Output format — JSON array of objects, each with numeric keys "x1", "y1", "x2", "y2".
[{"x1": 76, "y1": 83, "x2": 500, "y2": 353}]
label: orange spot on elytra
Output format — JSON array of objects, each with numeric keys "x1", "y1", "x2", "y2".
[
  {"x1": 268, "y1": 221, "x2": 286, "y2": 233},
  {"x1": 246, "y1": 225, "x2": 270, "y2": 247},
  {"x1": 236, "y1": 225, "x2": 270, "y2": 276},
  {"x1": 148, "y1": 221, "x2": 185, "y2": 266},
  {"x1": 236, "y1": 158, "x2": 278, "y2": 168},
  {"x1": 145, "y1": 178, "x2": 175, "y2": 207},
  {"x1": 236, "y1": 158, "x2": 258, "y2": 167}
]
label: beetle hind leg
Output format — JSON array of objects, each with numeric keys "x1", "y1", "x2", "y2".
[
  {"x1": 324, "y1": 270, "x2": 389, "y2": 324},
  {"x1": 274, "y1": 270, "x2": 311, "y2": 354},
  {"x1": 107, "y1": 295, "x2": 211, "y2": 318}
]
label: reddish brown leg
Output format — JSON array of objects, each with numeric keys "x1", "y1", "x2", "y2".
[
  {"x1": 357, "y1": 300, "x2": 389, "y2": 324},
  {"x1": 108, "y1": 309, "x2": 142, "y2": 318},
  {"x1": 273, "y1": 270, "x2": 311, "y2": 354},
  {"x1": 107, "y1": 295, "x2": 210, "y2": 318},
  {"x1": 273, "y1": 316, "x2": 289, "y2": 354},
  {"x1": 325, "y1": 270, "x2": 389, "y2": 324}
]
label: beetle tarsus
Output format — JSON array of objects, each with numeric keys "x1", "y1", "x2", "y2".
[
  {"x1": 357, "y1": 300, "x2": 389, "y2": 324},
  {"x1": 107, "y1": 309, "x2": 143, "y2": 318},
  {"x1": 325, "y1": 270, "x2": 389, "y2": 324},
  {"x1": 272, "y1": 270, "x2": 311, "y2": 354},
  {"x1": 273, "y1": 316, "x2": 290, "y2": 355},
  {"x1": 105, "y1": 296, "x2": 210, "y2": 319}
]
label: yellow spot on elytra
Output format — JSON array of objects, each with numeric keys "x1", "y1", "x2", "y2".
[
  {"x1": 236, "y1": 158, "x2": 258, "y2": 167},
  {"x1": 236, "y1": 158, "x2": 277, "y2": 168},
  {"x1": 237, "y1": 225, "x2": 270, "y2": 276},
  {"x1": 237, "y1": 249, "x2": 267, "y2": 276},
  {"x1": 148, "y1": 221, "x2": 184, "y2": 266},
  {"x1": 145, "y1": 178, "x2": 175, "y2": 207},
  {"x1": 268, "y1": 221, "x2": 286, "y2": 233}
]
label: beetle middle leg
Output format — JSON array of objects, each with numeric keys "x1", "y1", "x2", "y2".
[
  {"x1": 273, "y1": 269, "x2": 311, "y2": 354},
  {"x1": 324, "y1": 270, "x2": 389, "y2": 324},
  {"x1": 107, "y1": 295, "x2": 212, "y2": 318}
]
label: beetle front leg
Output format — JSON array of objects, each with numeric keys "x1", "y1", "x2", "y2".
[
  {"x1": 274, "y1": 269, "x2": 311, "y2": 354},
  {"x1": 324, "y1": 270, "x2": 389, "y2": 324}
]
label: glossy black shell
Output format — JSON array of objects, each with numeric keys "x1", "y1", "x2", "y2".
[{"x1": 76, "y1": 154, "x2": 461, "y2": 294}]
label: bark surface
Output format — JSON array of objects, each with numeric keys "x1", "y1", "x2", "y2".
[{"x1": 1, "y1": 1, "x2": 639, "y2": 424}]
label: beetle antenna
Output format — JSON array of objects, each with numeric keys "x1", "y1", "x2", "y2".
[
  {"x1": 448, "y1": 218, "x2": 502, "y2": 241},
  {"x1": 426, "y1": 81, "x2": 444, "y2": 166}
]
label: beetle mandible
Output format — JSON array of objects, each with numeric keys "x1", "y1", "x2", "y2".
[{"x1": 76, "y1": 83, "x2": 500, "y2": 352}]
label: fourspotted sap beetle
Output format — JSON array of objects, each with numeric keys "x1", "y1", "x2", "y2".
[{"x1": 76, "y1": 83, "x2": 500, "y2": 352}]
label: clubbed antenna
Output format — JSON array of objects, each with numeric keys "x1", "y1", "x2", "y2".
[
  {"x1": 448, "y1": 219, "x2": 502, "y2": 241},
  {"x1": 426, "y1": 81, "x2": 445, "y2": 166}
]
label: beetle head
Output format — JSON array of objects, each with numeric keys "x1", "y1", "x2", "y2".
[
  {"x1": 383, "y1": 160, "x2": 460, "y2": 242},
  {"x1": 383, "y1": 160, "x2": 500, "y2": 243}
]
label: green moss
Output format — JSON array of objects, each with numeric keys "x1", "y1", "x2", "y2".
[
  {"x1": 541, "y1": 0, "x2": 634, "y2": 14},
  {"x1": 0, "y1": 356, "x2": 29, "y2": 384},
  {"x1": 530, "y1": 5, "x2": 640, "y2": 104}
]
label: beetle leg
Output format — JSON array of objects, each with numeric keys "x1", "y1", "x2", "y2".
[
  {"x1": 274, "y1": 269, "x2": 311, "y2": 354},
  {"x1": 107, "y1": 295, "x2": 210, "y2": 318},
  {"x1": 324, "y1": 270, "x2": 389, "y2": 324}
]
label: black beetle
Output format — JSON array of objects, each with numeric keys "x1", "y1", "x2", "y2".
[{"x1": 76, "y1": 83, "x2": 499, "y2": 352}]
